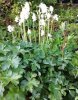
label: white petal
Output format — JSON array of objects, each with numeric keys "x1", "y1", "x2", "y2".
[
  {"x1": 39, "y1": 3, "x2": 47, "y2": 13},
  {"x1": 49, "y1": 6, "x2": 54, "y2": 13},
  {"x1": 7, "y1": 25, "x2": 14, "y2": 32},
  {"x1": 39, "y1": 19, "x2": 45, "y2": 26},
  {"x1": 32, "y1": 13, "x2": 36, "y2": 22},
  {"x1": 48, "y1": 33, "x2": 52, "y2": 38},
  {"x1": 53, "y1": 14, "x2": 58, "y2": 21},
  {"x1": 41, "y1": 30, "x2": 45, "y2": 36},
  {"x1": 27, "y1": 29, "x2": 31, "y2": 34},
  {"x1": 47, "y1": 13, "x2": 51, "y2": 19}
]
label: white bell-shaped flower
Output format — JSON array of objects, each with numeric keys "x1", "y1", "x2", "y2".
[
  {"x1": 48, "y1": 33, "x2": 52, "y2": 38},
  {"x1": 39, "y1": 19, "x2": 45, "y2": 26},
  {"x1": 7, "y1": 25, "x2": 14, "y2": 32},
  {"x1": 19, "y1": 2, "x2": 30, "y2": 25},
  {"x1": 32, "y1": 13, "x2": 36, "y2": 22},
  {"x1": 53, "y1": 14, "x2": 58, "y2": 21},
  {"x1": 21, "y1": 7, "x2": 30, "y2": 20},
  {"x1": 27, "y1": 28, "x2": 31, "y2": 35},
  {"x1": 24, "y1": 2, "x2": 30, "y2": 12},
  {"x1": 47, "y1": 13, "x2": 51, "y2": 19},
  {"x1": 41, "y1": 30, "x2": 45, "y2": 36},
  {"x1": 40, "y1": 14, "x2": 44, "y2": 19},
  {"x1": 39, "y1": 3, "x2": 47, "y2": 14},
  {"x1": 49, "y1": 6, "x2": 54, "y2": 14}
]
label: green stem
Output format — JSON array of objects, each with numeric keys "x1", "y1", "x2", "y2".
[
  {"x1": 18, "y1": 27, "x2": 20, "y2": 39},
  {"x1": 33, "y1": 22, "x2": 36, "y2": 43},
  {"x1": 29, "y1": 34, "x2": 31, "y2": 43},
  {"x1": 47, "y1": 20, "x2": 50, "y2": 41},
  {"x1": 12, "y1": 32, "x2": 15, "y2": 43},
  {"x1": 39, "y1": 9, "x2": 41, "y2": 44},
  {"x1": 51, "y1": 20, "x2": 53, "y2": 33},
  {"x1": 43, "y1": 26, "x2": 45, "y2": 44},
  {"x1": 20, "y1": 25, "x2": 23, "y2": 40},
  {"x1": 23, "y1": 21, "x2": 27, "y2": 41}
]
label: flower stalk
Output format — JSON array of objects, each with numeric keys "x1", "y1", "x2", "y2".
[
  {"x1": 23, "y1": 21, "x2": 27, "y2": 41},
  {"x1": 47, "y1": 19, "x2": 50, "y2": 41},
  {"x1": 39, "y1": 9, "x2": 41, "y2": 43}
]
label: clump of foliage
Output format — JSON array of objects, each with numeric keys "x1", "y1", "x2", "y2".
[
  {"x1": 57, "y1": 6, "x2": 78, "y2": 22},
  {"x1": 0, "y1": 32, "x2": 78, "y2": 100}
]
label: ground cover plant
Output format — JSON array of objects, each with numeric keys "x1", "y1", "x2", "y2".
[{"x1": 0, "y1": 1, "x2": 78, "y2": 100}]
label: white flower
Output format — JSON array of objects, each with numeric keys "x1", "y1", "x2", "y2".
[
  {"x1": 7, "y1": 25, "x2": 14, "y2": 32},
  {"x1": 24, "y1": 2, "x2": 30, "y2": 12},
  {"x1": 27, "y1": 28, "x2": 31, "y2": 34},
  {"x1": 32, "y1": 13, "x2": 36, "y2": 22},
  {"x1": 39, "y1": 3, "x2": 47, "y2": 13},
  {"x1": 19, "y1": 2, "x2": 30, "y2": 25},
  {"x1": 41, "y1": 30, "x2": 45, "y2": 36},
  {"x1": 15, "y1": 16, "x2": 19, "y2": 22},
  {"x1": 48, "y1": 33, "x2": 52, "y2": 38},
  {"x1": 53, "y1": 14, "x2": 58, "y2": 21},
  {"x1": 41, "y1": 14, "x2": 44, "y2": 19},
  {"x1": 19, "y1": 17, "x2": 25, "y2": 26},
  {"x1": 49, "y1": 6, "x2": 54, "y2": 14},
  {"x1": 21, "y1": 7, "x2": 30, "y2": 20},
  {"x1": 47, "y1": 13, "x2": 51, "y2": 19},
  {"x1": 39, "y1": 19, "x2": 45, "y2": 26}
]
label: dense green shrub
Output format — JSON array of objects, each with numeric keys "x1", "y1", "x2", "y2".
[{"x1": 0, "y1": 30, "x2": 78, "y2": 99}]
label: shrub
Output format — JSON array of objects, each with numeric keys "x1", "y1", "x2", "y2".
[{"x1": 0, "y1": 1, "x2": 78, "y2": 100}]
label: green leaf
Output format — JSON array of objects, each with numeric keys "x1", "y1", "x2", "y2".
[
  {"x1": 1, "y1": 62, "x2": 10, "y2": 71},
  {"x1": 0, "y1": 82, "x2": 4, "y2": 97},
  {"x1": 31, "y1": 60, "x2": 40, "y2": 71},
  {"x1": 11, "y1": 56, "x2": 20, "y2": 68},
  {"x1": 75, "y1": 96, "x2": 78, "y2": 100},
  {"x1": 49, "y1": 83, "x2": 62, "y2": 100}
]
